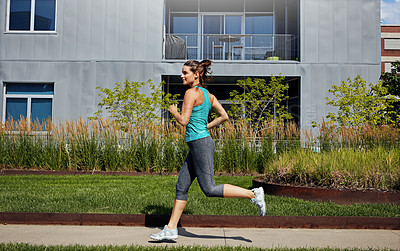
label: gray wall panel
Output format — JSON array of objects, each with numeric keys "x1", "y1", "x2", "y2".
[
  {"x1": 104, "y1": 0, "x2": 119, "y2": 60},
  {"x1": 61, "y1": 0, "x2": 78, "y2": 60},
  {"x1": 299, "y1": 64, "x2": 313, "y2": 128},
  {"x1": 318, "y1": 0, "x2": 333, "y2": 63},
  {"x1": 333, "y1": 0, "x2": 348, "y2": 63},
  {"x1": 132, "y1": 0, "x2": 148, "y2": 60},
  {"x1": 90, "y1": 0, "x2": 106, "y2": 59},
  {"x1": 301, "y1": 0, "x2": 380, "y2": 64},
  {"x1": 33, "y1": 36, "x2": 48, "y2": 59},
  {"x1": 347, "y1": 0, "x2": 363, "y2": 63},
  {"x1": 362, "y1": 0, "x2": 381, "y2": 63},
  {"x1": 118, "y1": 0, "x2": 134, "y2": 60},
  {"x1": 76, "y1": 0, "x2": 92, "y2": 59},
  {"x1": 1, "y1": 0, "x2": 164, "y2": 61},
  {"x1": 302, "y1": 0, "x2": 319, "y2": 63},
  {"x1": 20, "y1": 36, "x2": 35, "y2": 58},
  {"x1": 5, "y1": 36, "x2": 20, "y2": 58},
  {"x1": 146, "y1": 0, "x2": 164, "y2": 61}
]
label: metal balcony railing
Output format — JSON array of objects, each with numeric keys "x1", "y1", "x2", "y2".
[{"x1": 164, "y1": 33, "x2": 298, "y2": 61}]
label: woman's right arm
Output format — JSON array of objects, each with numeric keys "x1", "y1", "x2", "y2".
[
  {"x1": 207, "y1": 94, "x2": 229, "y2": 129},
  {"x1": 168, "y1": 89, "x2": 196, "y2": 126}
]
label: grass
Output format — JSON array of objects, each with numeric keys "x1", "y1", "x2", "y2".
[
  {"x1": 0, "y1": 243, "x2": 397, "y2": 251},
  {"x1": 0, "y1": 175, "x2": 398, "y2": 217},
  {"x1": 1, "y1": 243, "x2": 397, "y2": 251}
]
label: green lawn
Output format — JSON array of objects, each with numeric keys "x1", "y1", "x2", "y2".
[
  {"x1": 0, "y1": 243, "x2": 396, "y2": 251},
  {"x1": 0, "y1": 175, "x2": 398, "y2": 217}
]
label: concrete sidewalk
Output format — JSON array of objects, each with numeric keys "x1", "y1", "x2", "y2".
[{"x1": 1, "y1": 225, "x2": 399, "y2": 249}]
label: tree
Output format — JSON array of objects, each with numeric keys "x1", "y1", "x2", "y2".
[
  {"x1": 227, "y1": 75, "x2": 293, "y2": 132},
  {"x1": 380, "y1": 61, "x2": 400, "y2": 97},
  {"x1": 325, "y1": 75, "x2": 398, "y2": 126},
  {"x1": 380, "y1": 61, "x2": 400, "y2": 119},
  {"x1": 92, "y1": 79, "x2": 179, "y2": 125}
]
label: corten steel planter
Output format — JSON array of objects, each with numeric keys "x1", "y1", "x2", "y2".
[
  {"x1": 1, "y1": 212, "x2": 399, "y2": 230},
  {"x1": 253, "y1": 176, "x2": 400, "y2": 205},
  {"x1": 0, "y1": 169, "x2": 176, "y2": 176}
]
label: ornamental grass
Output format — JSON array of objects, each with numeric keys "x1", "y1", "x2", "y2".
[{"x1": 0, "y1": 118, "x2": 398, "y2": 191}]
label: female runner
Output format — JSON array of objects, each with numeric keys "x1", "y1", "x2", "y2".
[{"x1": 150, "y1": 60, "x2": 266, "y2": 241}]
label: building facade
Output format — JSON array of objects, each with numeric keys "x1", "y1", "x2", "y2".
[
  {"x1": 0, "y1": 0, "x2": 382, "y2": 129},
  {"x1": 381, "y1": 24, "x2": 400, "y2": 73}
]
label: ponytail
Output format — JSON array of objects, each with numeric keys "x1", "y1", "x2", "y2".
[{"x1": 184, "y1": 60, "x2": 213, "y2": 87}]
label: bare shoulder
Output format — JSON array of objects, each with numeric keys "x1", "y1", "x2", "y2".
[
  {"x1": 208, "y1": 93, "x2": 217, "y2": 106},
  {"x1": 184, "y1": 88, "x2": 198, "y2": 97}
]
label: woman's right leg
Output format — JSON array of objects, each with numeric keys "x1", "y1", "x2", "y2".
[
  {"x1": 166, "y1": 199, "x2": 187, "y2": 229},
  {"x1": 167, "y1": 151, "x2": 196, "y2": 229},
  {"x1": 150, "y1": 152, "x2": 195, "y2": 240}
]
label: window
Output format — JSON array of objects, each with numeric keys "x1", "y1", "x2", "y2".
[
  {"x1": 245, "y1": 14, "x2": 273, "y2": 60},
  {"x1": 164, "y1": 0, "x2": 299, "y2": 61},
  {"x1": 3, "y1": 83, "x2": 54, "y2": 125},
  {"x1": 384, "y1": 38, "x2": 400, "y2": 50},
  {"x1": 7, "y1": 0, "x2": 56, "y2": 32},
  {"x1": 170, "y1": 13, "x2": 198, "y2": 59}
]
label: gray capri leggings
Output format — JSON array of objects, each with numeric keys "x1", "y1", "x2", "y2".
[{"x1": 175, "y1": 136, "x2": 224, "y2": 201}]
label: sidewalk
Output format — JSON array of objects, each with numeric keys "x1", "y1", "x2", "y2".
[{"x1": 1, "y1": 225, "x2": 399, "y2": 249}]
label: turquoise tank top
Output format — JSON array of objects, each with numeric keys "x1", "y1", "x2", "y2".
[{"x1": 185, "y1": 86, "x2": 212, "y2": 142}]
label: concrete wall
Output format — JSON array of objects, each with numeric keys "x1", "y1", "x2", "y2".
[{"x1": 0, "y1": 0, "x2": 164, "y2": 61}]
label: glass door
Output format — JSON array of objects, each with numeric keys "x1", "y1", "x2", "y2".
[
  {"x1": 202, "y1": 14, "x2": 243, "y2": 60},
  {"x1": 203, "y1": 15, "x2": 224, "y2": 60},
  {"x1": 169, "y1": 13, "x2": 198, "y2": 59}
]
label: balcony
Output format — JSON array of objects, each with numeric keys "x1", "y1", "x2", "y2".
[{"x1": 164, "y1": 33, "x2": 298, "y2": 61}]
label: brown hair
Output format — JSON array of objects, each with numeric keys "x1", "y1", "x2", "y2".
[{"x1": 184, "y1": 60, "x2": 213, "y2": 87}]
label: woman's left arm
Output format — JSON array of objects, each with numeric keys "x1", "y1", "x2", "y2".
[{"x1": 207, "y1": 94, "x2": 229, "y2": 129}]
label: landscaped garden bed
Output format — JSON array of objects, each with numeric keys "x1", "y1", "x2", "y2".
[{"x1": 1, "y1": 119, "x2": 399, "y2": 198}]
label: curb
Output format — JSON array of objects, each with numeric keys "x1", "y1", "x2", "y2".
[{"x1": 1, "y1": 212, "x2": 399, "y2": 230}]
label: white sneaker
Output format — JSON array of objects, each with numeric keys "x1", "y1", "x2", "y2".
[
  {"x1": 150, "y1": 225, "x2": 178, "y2": 240},
  {"x1": 251, "y1": 187, "x2": 266, "y2": 216}
]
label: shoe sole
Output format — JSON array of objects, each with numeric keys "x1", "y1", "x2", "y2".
[
  {"x1": 258, "y1": 187, "x2": 266, "y2": 217},
  {"x1": 150, "y1": 235, "x2": 178, "y2": 241}
]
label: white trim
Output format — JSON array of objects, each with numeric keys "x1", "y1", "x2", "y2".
[
  {"x1": 381, "y1": 56, "x2": 400, "y2": 61},
  {"x1": 5, "y1": 0, "x2": 10, "y2": 33},
  {"x1": 30, "y1": 0, "x2": 35, "y2": 31},
  {"x1": 5, "y1": 94, "x2": 53, "y2": 99},
  {"x1": 2, "y1": 84, "x2": 6, "y2": 122},
  {"x1": 381, "y1": 33, "x2": 400, "y2": 38}
]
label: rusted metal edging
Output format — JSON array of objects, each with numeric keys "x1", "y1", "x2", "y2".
[
  {"x1": 253, "y1": 177, "x2": 400, "y2": 205},
  {"x1": 1, "y1": 212, "x2": 399, "y2": 230}
]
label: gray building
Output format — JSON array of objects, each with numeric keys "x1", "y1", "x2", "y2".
[{"x1": 0, "y1": 0, "x2": 381, "y2": 129}]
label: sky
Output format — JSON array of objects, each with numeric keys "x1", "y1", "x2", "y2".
[{"x1": 381, "y1": 0, "x2": 400, "y2": 24}]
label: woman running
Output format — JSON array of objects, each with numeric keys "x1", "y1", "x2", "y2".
[{"x1": 150, "y1": 60, "x2": 266, "y2": 241}]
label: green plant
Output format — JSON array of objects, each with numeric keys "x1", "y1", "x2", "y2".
[
  {"x1": 227, "y1": 76, "x2": 293, "y2": 134},
  {"x1": 325, "y1": 75, "x2": 399, "y2": 126},
  {"x1": 380, "y1": 61, "x2": 400, "y2": 97},
  {"x1": 92, "y1": 80, "x2": 179, "y2": 126}
]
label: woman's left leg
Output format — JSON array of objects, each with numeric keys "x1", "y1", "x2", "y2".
[
  {"x1": 190, "y1": 137, "x2": 252, "y2": 199},
  {"x1": 190, "y1": 136, "x2": 266, "y2": 216},
  {"x1": 223, "y1": 184, "x2": 254, "y2": 199}
]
